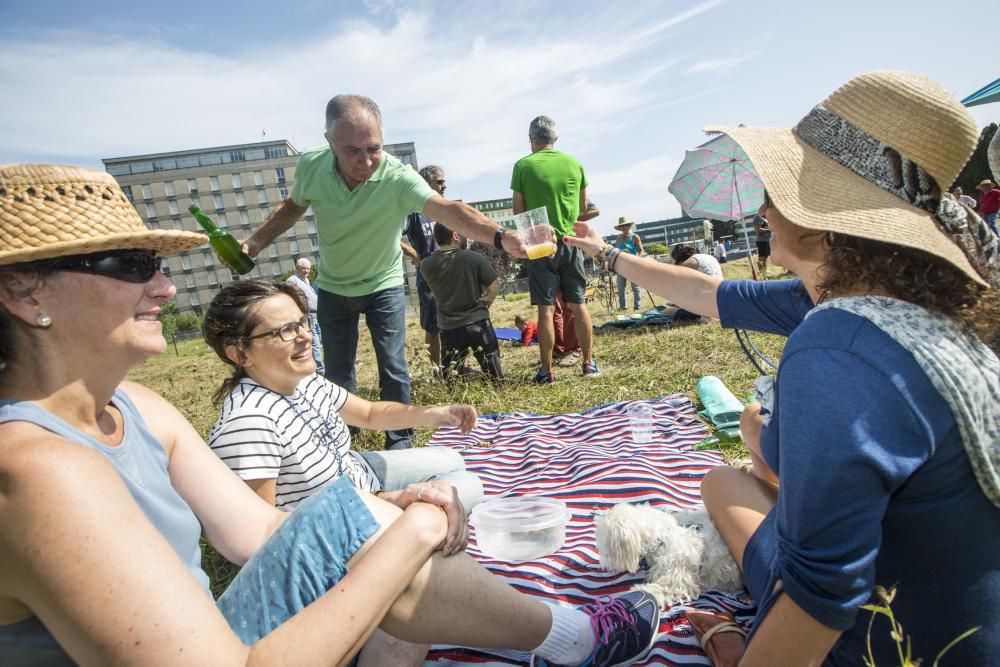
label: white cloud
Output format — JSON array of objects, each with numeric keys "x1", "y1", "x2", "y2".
[{"x1": 685, "y1": 54, "x2": 753, "y2": 74}]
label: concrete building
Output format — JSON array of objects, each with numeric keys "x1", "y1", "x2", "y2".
[
  {"x1": 469, "y1": 197, "x2": 515, "y2": 230},
  {"x1": 103, "y1": 139, "x2": 418, "y2": 313}
]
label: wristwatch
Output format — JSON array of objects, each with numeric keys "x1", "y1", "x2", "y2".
[{"x1": 493, "y1": 227, "x2": 505, "y2": 250}]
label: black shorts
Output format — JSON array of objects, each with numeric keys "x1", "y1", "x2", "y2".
[
  {"x1": 416, "y1": 279, "x2": 439, "y2": 333},
  {"x1": 756, "y1": 241, "x2": 771, "y2": 258},
  {"x1": 527, "y1": 241, "x2": 587, "y2": 306}
]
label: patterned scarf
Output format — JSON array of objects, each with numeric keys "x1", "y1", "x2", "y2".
[{"x1": 795, "y1": 105, "x2": 1000, "y2": 288}]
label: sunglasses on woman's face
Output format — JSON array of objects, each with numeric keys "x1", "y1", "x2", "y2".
[
  {"x1": 47, "y1": 249, "x2": 161, "y2": 283},
  {"x1": 245, "y1": 315, "x2": 311, "y2": 343}
]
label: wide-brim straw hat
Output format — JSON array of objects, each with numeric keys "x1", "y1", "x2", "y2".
[
  {"x1": 614, "y1": 216, "x2": 633, "y2": 230},
  {"x1": 977, "y1": 179, "x2": 996, "y2": 190},
  {"x1": 705, "y1": 70, "x2": 985, "y2": 286},
  {"x1": 0, "y1": 164, "x2": 205, "y2": 266}
]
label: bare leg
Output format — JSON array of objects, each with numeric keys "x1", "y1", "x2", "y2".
[
  {"x1": 567, "y1": 302, "x2": 593, "y2": 365},
  {"x1": 349, "y1": 494, "x2": 552, "y2": 651},
  {"x1": 700, "y1": 466, "x2": 778, "y2": 569},
  {"x1": 357, "y1": 628, "x2": 427, "y2": 667},
  {"x1": 537, "y1": 305, "x2": 555, "y2": 373},
  {"x1": 740, "y1": 402, "x2": 777, "y2": 485},
  {"x1": 426, "y1": 331, "x2": 441, "y2": 368}
]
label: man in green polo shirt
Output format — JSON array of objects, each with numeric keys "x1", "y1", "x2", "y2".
[
  {"x1": 511, "y1": 115, "x2": 597, "y2": 384},
  {"x1": 245, "y1": 95, "x2": 524, "y2": 450}
]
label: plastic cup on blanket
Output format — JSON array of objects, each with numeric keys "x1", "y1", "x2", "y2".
[
  {"x1": 628, "y1": 404, "x2": 654, "y2": 444},
  {"x1": 512, "y1": 207, "x2": 557, "y2": 260}
]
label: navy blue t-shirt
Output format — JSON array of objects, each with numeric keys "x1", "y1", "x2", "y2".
[
  {"x1": 717, "y1": 279, "x2": 1000, "y2": 666},
  {"x1": 404, "y1": 212, "x2": 437, "y2": 287}
]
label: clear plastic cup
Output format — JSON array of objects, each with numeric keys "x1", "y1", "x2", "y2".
[
  {"x1": 512, "y1": 206, "x2": 556, "y2": 260},
  {"x1": 627, "y1": 404, "x2": 654, "y2": 444}
]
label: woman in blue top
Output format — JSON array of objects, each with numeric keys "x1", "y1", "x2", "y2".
[
  {"x1": 613, "y1": 217, "x2": 644, "y2": 310},
  {"x1": 0, "y1": 164, "x2": 662, "y2": 667},
  {"x1": 565, "y1": 71, "x2": 1000, "y2": 665}
]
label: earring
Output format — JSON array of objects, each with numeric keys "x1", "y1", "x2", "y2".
[{"x1": 36, "y1": 312, "x2": 52, "y2": 328}]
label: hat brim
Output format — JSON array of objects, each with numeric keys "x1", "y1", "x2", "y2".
[
  {"x1": 614, "y1": 223, "x2": 633, "y2": 229},
  {"x1": 705, "y1": 125, "x2": 986, "y2": 287},
  {"x1": 0, "y1": 229, "x2": 206, "y2": 266}
]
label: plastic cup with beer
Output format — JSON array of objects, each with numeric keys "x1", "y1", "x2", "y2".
[{"x1": 513, "y1": 207, "x2": 557, "y2": 260}]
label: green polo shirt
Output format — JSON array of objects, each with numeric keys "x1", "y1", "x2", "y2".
[
  {"x1": 510, "y1": 148, "x2": 587, "y2": 238},
  {"x1": 291, "y1": 146, "x2": 435, "y2": 296}
]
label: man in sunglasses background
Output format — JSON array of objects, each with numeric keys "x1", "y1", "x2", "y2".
[
  {"x1": 243, "y1": 95, "x2": 524, "y2": 450},
  {"x1": 401, "y1": 165, "x2": 447, "y2": 373}
]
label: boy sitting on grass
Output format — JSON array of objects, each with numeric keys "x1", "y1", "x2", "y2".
[
  {"x1": 420, "y1": 223, "x2": 504, "y2": 381},
  {"x1": 514, "y1": 314, "x2": 538, "y2": 347}
]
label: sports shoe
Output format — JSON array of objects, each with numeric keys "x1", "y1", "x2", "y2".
[
  {"x1": 557, "y1": 351, "x2": 581, "y2": 367},
  {"x1": 532, "y1": 368, "x2": 556, "y2": 384},
  {"x1": 531, "y1": 591, "x2": 660, "y2": 667},
  {"x1": 582, "y1": 360, "x2": 601, "y2": 377}
]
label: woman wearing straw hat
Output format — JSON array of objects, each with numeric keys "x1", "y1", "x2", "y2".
[
  {"x1": 613, "y1": 217, "x2": 644, "y2": 310},
  {"x1": 564, "y1": 72, "x2": 1000, "y2": 664},
  {"x1": 0, "y1": 165, "x2": 663, "y2": 667}
]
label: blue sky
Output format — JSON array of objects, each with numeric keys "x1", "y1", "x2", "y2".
[{"x1": 2, "y1": 0, "x2": 998, "y2": 233}]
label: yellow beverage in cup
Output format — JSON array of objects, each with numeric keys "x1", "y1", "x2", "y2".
[{"x1": 526, "y1": 241, "x2": 557, "y2": 260}]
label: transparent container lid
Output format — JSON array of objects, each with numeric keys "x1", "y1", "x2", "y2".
[{"x1": 470, "y1": 496, "x2": 569, "y2": 532}]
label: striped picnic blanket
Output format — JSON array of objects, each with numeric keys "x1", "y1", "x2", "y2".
[{"x1": 424, "y1": 394, "x2": 755, "y2": 666}]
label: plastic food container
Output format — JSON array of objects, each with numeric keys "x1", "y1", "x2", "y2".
[{"x1": 470, "y1": 496, "x2": 571, "y2": 561}]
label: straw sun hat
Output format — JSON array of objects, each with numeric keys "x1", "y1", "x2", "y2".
[
  {"x1": 706, "y1": 70, "x2": 997, "y2": 288},
  {"x1": 614, "y1": 216, "x2": 633, "y2": 230},
  {"x1": 0, "y1": 164, "x2": 205, "y2": 266}
]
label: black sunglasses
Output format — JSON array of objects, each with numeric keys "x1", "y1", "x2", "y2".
[
  {"x1": 245, "y1": 316, "x2": 311, "y2": 343},
  {"x1": 434, "y1": 179, "x2": 446, "y2": 186},
  {"x1": 46, "y1": 249, "x2": 161, "y2": 283}
]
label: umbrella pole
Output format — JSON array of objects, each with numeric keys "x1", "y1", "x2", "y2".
[{"x1": 733, "y1": 186, "x2": 759, "y2": 280}]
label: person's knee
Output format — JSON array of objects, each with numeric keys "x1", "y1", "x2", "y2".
[{"x1": 701, "y1": 466, "x2": 740, "y2": 509}]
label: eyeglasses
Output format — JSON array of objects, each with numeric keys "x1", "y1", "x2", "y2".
[
  {"x1": 245, "y1": 316, "x2": 311, "y2": 343},
  {"x1": 46, "y1": 249, "x2": 161, "y2": 283},
  {"x1": 434, "y1": 179, "x2": 446, "y2": 186},
  {"x1": 762, "y1": 190, "x2": 772, "y2": 209}
]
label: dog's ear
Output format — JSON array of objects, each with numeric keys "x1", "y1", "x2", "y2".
[{"x1": 595, "y1": 508, "x2": 646, "y2": 572}]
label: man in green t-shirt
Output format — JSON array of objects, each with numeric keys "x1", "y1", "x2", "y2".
[
  {"x1": 511, "y1": 115, "x2": 597, "y2": 384},
  {"x1": 244, "y1": 95, "x2": 525, "y2": 450},
  {"x1": 420, "y1": 223, "x2": 502, "y2": 382}
]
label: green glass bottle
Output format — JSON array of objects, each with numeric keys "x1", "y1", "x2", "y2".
[{"x1": 189, "y1": 205, "x2": 255, "y2": 275}]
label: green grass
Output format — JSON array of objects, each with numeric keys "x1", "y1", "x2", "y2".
[{"x1": 128, "y1": 259, "x2": 784, "y2": 596}]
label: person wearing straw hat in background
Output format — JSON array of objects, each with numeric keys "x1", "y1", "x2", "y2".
[
  {"x1": 975, "y1": 178, "x2": 1000, "y2": 235},
  {"x1": 563, "y1": 71, "x2": 1000, "y2": 664},
  {"x1": 613, "y1": 217, "x2": 644, "y2": 311},
  {"x1": 0, "y1": 164, "x2": 663, "y2": 667}
]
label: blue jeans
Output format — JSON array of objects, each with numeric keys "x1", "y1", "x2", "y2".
[
  {"x1": 984, "y1": 211, "x2": 999, "y2": 237},
  {"x1": 617, "y1": 274, "x2": 641, "y2": 310},
  {"x1": 308, "y1": 311, "x2": 324, "y2": 375},
  {"x1": 360, "y1": 446, "x2": 485, "y2": 510},
  {"x1": 217, "y1": 477, "x2": 379, "y2": 643},
  {"x1": 318, "y1": 285, "x2": 412, "y2": 450}
]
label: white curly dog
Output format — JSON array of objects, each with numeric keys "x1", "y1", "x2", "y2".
[{"x1": 595, "y1": 503, "x2": 744, "y2": 608}]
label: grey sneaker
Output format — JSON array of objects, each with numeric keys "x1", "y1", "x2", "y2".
[
  {"x1": 582, "y1": 360, "x2": 601, "y2": 377},
  {"x1": 530, "y1": 591, "x2": 660, "y2": 667}
]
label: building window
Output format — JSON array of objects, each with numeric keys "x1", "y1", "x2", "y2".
[
  {"x1": 213, "y1": 194, "x2": 224, "y2": 210},
  {"x1": 122, "y1": 185, "x2": 134, "y2": 202},
  {"x1": 254, "y1": 171, "x2": 264, "y2": 186},
  {"x1": 311, "y1": 237, "x2": 320, "y2": 251},
  {"x1": 271, "y1": 264, "x2": 282, "y2": 277},
  {"x1": 141, "y1": 184, "x2": 153, "y2": 200},
  {"x1": 210, "y1": 176, "x2": 220, "y2": 192},
  {"x1": 259, "y1": 205, "x2": 270, "y2": 219},
  {"x1": 164, "y1": 181, "x2": 175, "y2": 197},
  {"x1": 207, "y1": 271, "x2": 218, "y2": 287},
  {"x1": 145, "y1": 203, "x2": 157, "y2": 218},
  {"x1": 190, "y1": 197, "x2": 201, "y2": 210},
  {"x1": 187, "y1": 178, "x2": 198, "y2": 194},
  {"x1": 217, "y1": 212, "x2": 228, "y2": 228},
  {"x1": 184, "y1": 274, "x2": 195, "y2": 289},
  {"x1": 181, "y1": 255, "x2": 192, "y2": 270},
  {"x1": 286, "y1": 227, "x2": 296, "y2": 238},
  {"x1": 268, "y1": 245, "x2": 278, "y2": 258},
  {"x1": 279, "y1": 186, "x2": 289, "y2": 199},
  {"x1": 275, "y1": 167, "x2": 286, "y2": 185},
  {"x1": 189, "y1": 290, "x2": 200, "y2": 306},
  {"x1": 239, "y1": 210, "x2": 250, "y2": 226},
  {"x1": 290, "y1": 240, "x2": 299, "y2": 255},
  {"x1": 307, "y1": 221, "x2": 317, "y2": 234},
  {"x1": 229, "y1": 150, "x2": 245, "y2": 163},
  {"x1": 398, "y1": 153, "x2": 413, "y2": 165},
  {"x1": 236, "y1": 191, "x2": 246, "y2": 207},
  {"x1": 265, "y1": 145, "x2": 287, "y2": 159},
  {"x1": 202, "y1": 250, "x2": 213, "y2": 267},
  {"x1": 168, "y1": 200, "x2": 180, "y2": 216},
  {"x1": 232, "y1": 173, "x2": 242, "y2": 189},
  {"x1": 258, "y1": 189, "x2": 268, "y2": 204}
]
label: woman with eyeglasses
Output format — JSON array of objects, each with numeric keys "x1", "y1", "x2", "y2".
[
  {"x1": 564, "y1": 72, "x2": 1000, "y2": 664},
  {"x1": 0, "y1": 164, "x2": 664, "y2": 667}
]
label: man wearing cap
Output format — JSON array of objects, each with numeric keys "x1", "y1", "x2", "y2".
[
  {"x1": 511, "y1": 115, "x2": 597, "y2": 383},
  {"x1": 613, "y1": 217, "x2": 644, "y2": 311},
  {"x1": 976, "y1": 179, "x2": 1000, "y2": 235},
  {"x1": 245, "y1": 95, "x2": 525, "y2": 450},
  {"x1": 284, "y1": 257, "x2": 324, "y2": 375},
  {"x1": 401, "y1": 165, "x2": 446, "y2": 371}
]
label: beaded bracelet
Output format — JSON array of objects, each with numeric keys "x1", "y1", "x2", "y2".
[{"x1": 609, "y1": 248, "x2": 622, "y2": 273}]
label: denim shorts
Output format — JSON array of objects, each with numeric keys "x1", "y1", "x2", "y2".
[{"x1": 216, "y1": 477, "x2": 379, "y2": 643}]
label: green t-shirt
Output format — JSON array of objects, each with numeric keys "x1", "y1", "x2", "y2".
[
  {"x1": 419, "y1": 249, "x2": 498, "y2": 330},
  {"x1": 510, "y1": 148, "x2": 588, "y2": 237},
  {"x1": 291, "y1": 146, "x2": 435, "y2": 297}
]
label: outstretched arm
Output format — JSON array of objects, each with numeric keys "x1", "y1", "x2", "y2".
[
  {"x1": 564, "y1": 222, "x2": 722, "y2": 319},
  {"x1": 423, "y1": 196, "x2": 526, "y2": 258},
  {"x1": 244, "y1": 197, "x2": 308, "y2": 257}
]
